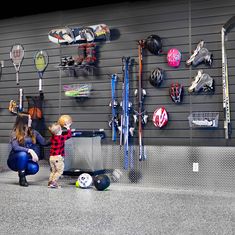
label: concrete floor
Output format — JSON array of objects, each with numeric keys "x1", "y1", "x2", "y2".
[{"x1": 0, "y1": 163, "x2": 235, "y2": 235}]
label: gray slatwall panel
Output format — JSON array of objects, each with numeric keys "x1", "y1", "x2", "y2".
[
  {"x1": 0, "y1": 0, "x2": 234, "y2": 146},
  {"x1": 190, "y1": 0, "x2": 235, "y2": 144}
]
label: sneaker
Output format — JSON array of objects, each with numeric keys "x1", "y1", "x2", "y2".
[
  {"x1": 48, "y1": 181, "x2": 61, "y2": 189},
  {"x1": 188, "y1": 70, "x2": 214, "y2": 93},
  {"x1": 48, "y1": 28, "x2": 74, "y2": 44}
]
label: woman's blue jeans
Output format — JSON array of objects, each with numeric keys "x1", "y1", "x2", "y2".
[{"x1": 7, "y1": 151, "x2": 39, "y2": 175}]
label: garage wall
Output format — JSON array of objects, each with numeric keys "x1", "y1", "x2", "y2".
[{"x1": 0, "y1": 0, "x2": 234, "y2": 147}]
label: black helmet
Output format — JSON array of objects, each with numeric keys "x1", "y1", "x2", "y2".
[
  {"x1": 145, "y1": 35, "x2": 162, "y2": 55},
  {"x1": 149, "y1": 68, "x2": 164, "y2": 87},
  {"x1": 170, "y1": 82, "x2": 183, "y2": 103}
]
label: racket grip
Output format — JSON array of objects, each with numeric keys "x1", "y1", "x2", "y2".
[
  {"x1": 18, "y1": 88, "x2": 23, "y2": 112},
  {"x1": 39, "y1": 78, "x2": 42, "y2": 92},
  {"x1": 16, "y1": 72, "x2": 19, "y2": 85}
]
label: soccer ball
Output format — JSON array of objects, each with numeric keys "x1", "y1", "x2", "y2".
[{"x1": 77, "y1": 173, "x2": 93, "y2": 189}]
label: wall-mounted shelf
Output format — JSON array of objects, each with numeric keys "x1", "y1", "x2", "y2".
[
  {"x1": 57, "y1": 65, "x2": 96, "y2": 76},
  {"x1": 188, "y1": 112, "x2": 219, "y2": 128}
]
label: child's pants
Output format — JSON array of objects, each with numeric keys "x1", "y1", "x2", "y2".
[{"x1": 49, "y1": 155, "x2": 64, "y2": 182}]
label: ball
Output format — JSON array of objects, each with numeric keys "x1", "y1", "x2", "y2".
[
  {"x1": 58, "y1": 115, "x2": 72, "y2": 127},
  {"x1": 77, "y1": 173, "x2": 93, "y2": 189},
  {"x1": 128, "y1": 169, "x2": 142, "y2": 183},
  {"x1": 75, "y1": 180, "x2": 80, "y2": 188},
  {"x1": 28, "y1": 107, "x2": 42, "y2": 119},
  {"x1": 111, "y1": 169, "x2": 123, "y2": 182},
  {"x1": 94, "y1": 174, "x2": 110, "y2": 191}
]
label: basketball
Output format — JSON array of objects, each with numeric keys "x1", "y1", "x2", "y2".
[
  {"x1": 58, "y1": 115, "x2": 72, "y2": 127},
  {"x1": 28, "y1": 107, "x2": 42, "y2": 119}
]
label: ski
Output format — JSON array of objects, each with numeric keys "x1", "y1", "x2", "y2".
[
  {"x1": 134, "y1": 40, "x2": 148, "y2": 161},
  {"x1": 221, "y1": 16, "x2": 235, "y2": 139},
  {"x1": 109, "y1": 74, "x2": 119, "y2": 141},
  {"x1": 123, "y1": 57, "x2": 131, "y2": 169},
  {"x1": 118, "y1": 57, "x2": 131, "y2": 169}
]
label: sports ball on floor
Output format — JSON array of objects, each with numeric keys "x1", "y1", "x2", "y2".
[
  {"x1": 111, "y1": 169, "x2": 123, "y2": 182},
  {"x1": 75, "y1": 180, "x2": 80, "y2": 188},
  {"x1": 77, "y1": 173, "x2": 93, "y2": 188},
  {"x1": 58, "y1": 114, "x2": 72, "y2": 127},
  {"x1": 128, "y1": 169, "x2": 142, "y2": 183},
  {"x1": 93, "y1": 174, "x2": 110, "y2": 191}
]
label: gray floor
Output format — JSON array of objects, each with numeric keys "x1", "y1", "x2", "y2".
[{"x1": 0, "y1": 163, "x2": 235, "y2": 235}]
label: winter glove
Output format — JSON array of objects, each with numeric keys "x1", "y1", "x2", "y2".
[{"x1": 28, "y1": 149, "x2": 39, "y2": 162}]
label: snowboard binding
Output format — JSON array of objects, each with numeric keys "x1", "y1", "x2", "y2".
[
  {"x1": 59, "y1": 56, "x2": 75, "y2": 67},
  {"x1": 60, "y1": 43, "x2": 97, "y2": 68},
  {"x1": 186, "y1": 41, "x2": 213, "y2": 67},
  {"x1": 188, "y1": 70, "x2": 214, "y2": 93}
]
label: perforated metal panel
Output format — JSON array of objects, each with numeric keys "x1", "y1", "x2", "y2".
[
  {"x1": 0, "y1": 143, "x2": 10, "y2": 171},
  {"x1": 102, "y1": 145, "x2": 235, "y2": 192},
  {"x1": 64, "y1": 137, "x2": 103, "y2": 171}
]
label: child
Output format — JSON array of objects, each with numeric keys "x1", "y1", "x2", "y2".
[{"x1": 48, "y1": 115, "x2": 72, "y2": 188}]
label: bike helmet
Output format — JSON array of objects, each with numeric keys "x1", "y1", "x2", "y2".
[
  {"x1": 145, "y1": 35, "x2": 162, "y2": 55},
  {"x1": 170, "y1": 82, "x2": 184, "y2": 103},
  {"x1": 152, "y1": 107, "x2": 168, "y2": 128},
  {"x1": 167, "y1": 48, "x2": 181, "y2": 67},
  {"x1": 149, "y1": 68, "x2": 164, "y2": 87}
]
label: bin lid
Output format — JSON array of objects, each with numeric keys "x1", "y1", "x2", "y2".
[{"x1": 71, "y1": 130, "x2": 105, "y2": 139}]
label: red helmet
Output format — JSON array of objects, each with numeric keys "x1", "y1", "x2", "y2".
[
  {"x1": 167, "y1": 48, "x2": 181, "y2": 67},
  {"x1": 152, "y1": 107, "x2": 168, "y2": 128}
]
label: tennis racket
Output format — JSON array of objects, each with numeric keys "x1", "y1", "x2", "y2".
[
  {"x1": 10, "y1": 44, "x2": 24, "y2": 85},
  {"x1": 34, "y1": 50, "x2": 49, "y2": 92}
]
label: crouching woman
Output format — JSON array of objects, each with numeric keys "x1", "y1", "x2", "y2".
[{"x1": 7, "y1": 113, "x2": 48, "y2": 187}]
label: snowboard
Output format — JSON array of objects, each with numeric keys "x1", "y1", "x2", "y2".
[{"x1": 48, "y1": 24, "x2": 110, "y2": 45}]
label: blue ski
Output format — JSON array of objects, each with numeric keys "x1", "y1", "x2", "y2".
[
  {"x1": 109, "y1": 74, "x2": 118, "y2": 141},
  {"x1": 123, "y1": 57, "x2": 131, "y2": 169}
]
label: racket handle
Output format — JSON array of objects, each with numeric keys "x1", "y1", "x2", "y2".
[
  {"x1": 39, "y1": 78, "x2": 42, "y2": 92},
  {"x1": 16, "y1": 72, "x2": 19, "y2": 85},
  {"x1": 19, "y1": 88, "x2": 23, "y2": 112}
]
